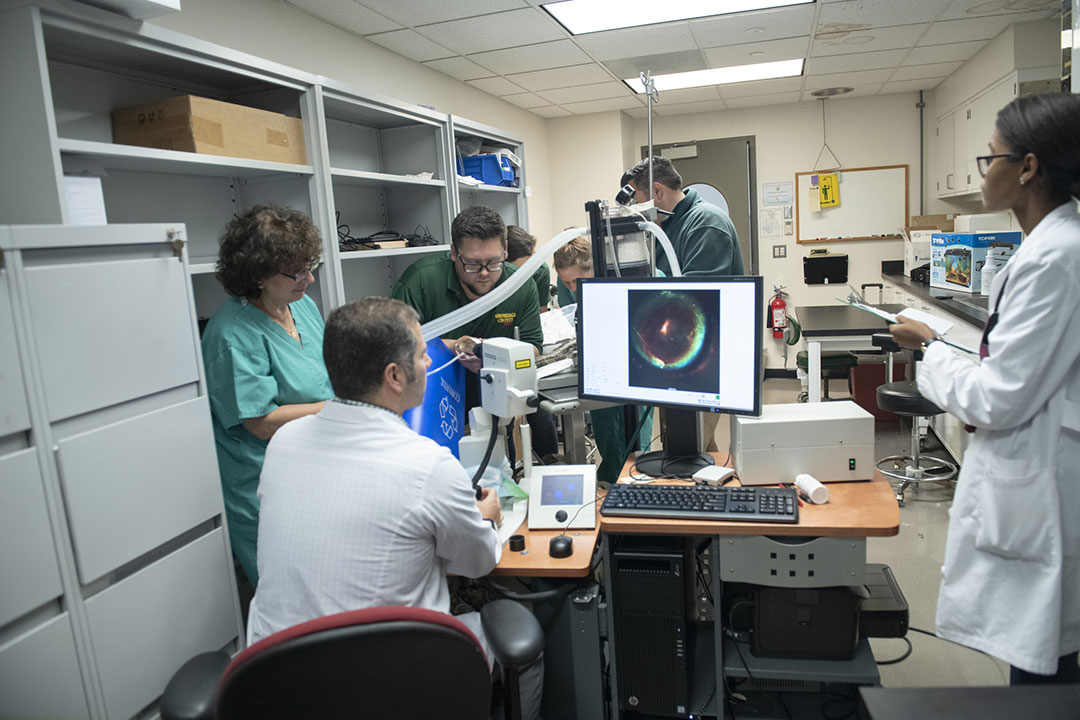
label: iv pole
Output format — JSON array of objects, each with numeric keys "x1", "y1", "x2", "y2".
[{"x1": 640, "y1": 70, "x2": 660, "y2": 274}]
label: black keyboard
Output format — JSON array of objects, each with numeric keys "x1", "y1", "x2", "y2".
[{"x1": 600, "y1": 484, "x2": 799, "y2": 523}]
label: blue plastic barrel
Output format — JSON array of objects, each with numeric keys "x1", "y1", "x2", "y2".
[{"x1": 403, "y1": 338, "x2": 465, "y2": 457}]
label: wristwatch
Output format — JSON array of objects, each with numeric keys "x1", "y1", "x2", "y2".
[{"x1": 920, "y1": 335, "x2": 942, "y2": 352}]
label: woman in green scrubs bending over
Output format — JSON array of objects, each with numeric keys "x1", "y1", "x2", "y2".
[{"x1": 202, "y1": 206, "x2": 332, "y2": 587}]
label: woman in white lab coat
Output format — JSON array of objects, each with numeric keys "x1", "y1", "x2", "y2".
[{"x1": 891, "y1": 92, "x2": 1080, "y2": 683}]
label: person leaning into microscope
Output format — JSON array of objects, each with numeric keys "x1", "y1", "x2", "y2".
[
  {"x1": 247, "y1": 297, "x2": 544, "y2": 719},
  {"x1": 619, "y1": 155, "x2": 743, "y2": 278}
]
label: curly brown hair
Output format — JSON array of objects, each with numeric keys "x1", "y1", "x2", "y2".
[{"x1": 215, "y1": 205, "x2": 323, "y2": 299}]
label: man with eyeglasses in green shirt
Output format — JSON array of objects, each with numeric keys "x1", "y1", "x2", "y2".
[{"x1": 392, "y1": 205, "x2": 543, "y2": 414}]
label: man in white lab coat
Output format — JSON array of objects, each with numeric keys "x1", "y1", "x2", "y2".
[
  {"x1": 892, "y1": 92, "x2": 1080, "y2": 682},
  {"x1": 248, "y1": 297, "x2": 543, "y2": 716}
]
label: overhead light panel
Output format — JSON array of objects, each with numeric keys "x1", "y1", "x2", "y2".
[
  {"x1": 624, "y1": 58, "x2": 804, "y2": 92},
  {"x1": 542, "y1": 0, "x2": 814, "y2": 35}
]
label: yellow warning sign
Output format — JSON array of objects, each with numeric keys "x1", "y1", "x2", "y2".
[
  {"x1": 819, "y1": 173, "x2": 839, "y2": 207},
  {"x1": 515, "y1": 359, "x2": 532, "y2": 369}
]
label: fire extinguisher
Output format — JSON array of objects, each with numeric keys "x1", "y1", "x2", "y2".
[{"x1": 769, "y1": 285, "x2": 787, "y2": 339}]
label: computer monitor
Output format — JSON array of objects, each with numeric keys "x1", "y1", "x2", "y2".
[{"x1": 577, "y1": 276, "x2": 763, "y2": 477}]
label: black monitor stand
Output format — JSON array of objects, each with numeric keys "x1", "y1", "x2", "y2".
[{"x1": 633, "y1": 408, "x2": 715, "y2": 478}]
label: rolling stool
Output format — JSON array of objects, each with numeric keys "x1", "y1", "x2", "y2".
[{"x1": 872, "y1": 333, "x2": 957, "y2": 504}]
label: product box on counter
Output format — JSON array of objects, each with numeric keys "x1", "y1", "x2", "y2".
[
  {"x1": 955, "y1": 212, "x2": 1014, "y2": 232},
  {"x1": 112, "y1": 95, "x2": 307, "y2": 165},
  {"x1": 930, "y1": 231, "x2": 1022, "y2": 293},
  {"x1": 905, "y1": 229, "x2": 934, "y2": 274}
]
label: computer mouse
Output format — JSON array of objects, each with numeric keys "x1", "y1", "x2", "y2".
[{"x1": 549, "y1": 535, "x2": 574, "y2": 558}]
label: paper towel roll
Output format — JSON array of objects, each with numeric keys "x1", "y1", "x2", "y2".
[{"x1": 794, "y1": 473, "x2": 829, "y2": 504}]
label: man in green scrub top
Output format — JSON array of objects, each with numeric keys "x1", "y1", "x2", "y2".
[
  {"x1": 506, "y1": 225, "x2": 551, "y2": 312},
  {"x1": 620, "y1": 156, "x2": 744, "y2": 452},
  {"x1": 621, "y1": 155, "x2": 744, "y2": 278},
  {"x1": 392, "y1": 205, "x2": 542, "y2": 413}
]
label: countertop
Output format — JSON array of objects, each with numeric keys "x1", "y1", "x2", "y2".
[{"x1": 881, "y1": 272, "x2": 989, "y2": 327}]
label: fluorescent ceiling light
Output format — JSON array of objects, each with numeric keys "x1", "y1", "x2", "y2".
[
  {"x1": 543, "y1": 0, "x2": 814, "y2": 35},
  {"x1": 625, "y1": 58, "x2": 804, "y2": 92}
]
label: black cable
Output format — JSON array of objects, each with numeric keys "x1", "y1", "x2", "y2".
[
  {"x1": 696, "y1": 683, "x2": 716, "y2": 718},
  {"x1": 820, "y1": 685, "x2": 858, "y2": 720},
  {"x1": 875, "y1": 636, "x2": 913, "y2": 665},
  {"x1": 470, "y1": 415, "x2": 501, "y2": 500},
  {"x1": 557, "y1": 495, "x2": 603, "y2": 537}
]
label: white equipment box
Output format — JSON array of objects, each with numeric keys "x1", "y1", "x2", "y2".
[{"x1": 734, "y1": 402, "x2": 875, "y2": 485}]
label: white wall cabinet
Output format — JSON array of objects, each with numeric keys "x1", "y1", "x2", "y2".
[
  {"x1": 0, "y1": 2, "x2": 530, "y2": 323},
  {"x1": 0, "y1": 223, "x2": 243, "y2": 719},
  {"x1": 933, "y1": 72, "x2": 1056, "y2": 199}
]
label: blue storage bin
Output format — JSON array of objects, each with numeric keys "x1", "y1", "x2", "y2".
[{"x1": 460, "y1": 153, "x2": 517, "y2": 187}]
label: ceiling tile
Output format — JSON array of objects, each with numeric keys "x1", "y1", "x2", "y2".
[
  {"x1": 719, "y1": 75, "x2": 804, "y2": 98},
  {"x1": 819, "y1": 0, "x2": 949, "y2": 29},
  {"x1": 366, "y1": 29, "x2": 454, "y2": 62},
  {"x1": 703, "y1": 36, "x2": 810, "y2": 68},
  {"x1": 466, "y1": 76, "x2": 527, "y2": 95},
  {"x1": 811, "y1": 23, "x2": 926, "y2": 56},
  {"x1": 880, "y1": 77, "x2": 945, "y2": 94},
  {"x1": 654, "y1": 98, "x2": 728, "y2": 116},
  {"x1": 423, "y1": 56, "x2": 492, "y2": 81},
  {"x1": 654, "y1": 86, "x2": 723, "y2": 104},
  {"x1": 804, "y1": 68, "x2": 895, "y2": 86},
  {"x1": 536, "y1": 81, "x2": 631, "y2": 104},
  {"x1": 506, "y1": 63, "x2": 613, "y2": 91},
  {"x1": 938, "y1": 0, "x2": 1057, "y2": 22},
  {"x1": 573, "y1": 23, "x2": 697, "y2": 61},
  {"x1": 356, "y1": 0, "x2": 525, "y2": 27},
  {"x1": 563, "y1": 96, "x2": 645, "y2": 115},
  {"x1": 889, "y1": 61, "x2": 962, "y2": 80},
  {"x1": 501, "y1": 92, "x2": 551, "y2": 109},
  {"x1": 531, "y1": 105, "x2": 573, "y2": 118},
  {"x1": 415, "y1": 8, "x2": 564, "y2": 55},
  {"x1": 922, "y1": 12, "x2": 1049, "y2": 45},
  {"x1": 691, "y1": 4, "x2": 817, "y2": 48},
  {"x1": 904, "y1": 40, "x2": 986, "y2": 65},
  {"x1": 806, "y1": 49, "x2": 908, "y2": 74},
  {"x1": 723, "y1": 91, "x2": 802, "y2": 109},
  {"x1": 468, "y1": 40, "x2": 591, "y2": 75},
  {"x1": 603, "y1": 50, "x2": 708, "y2": 79},
  {"x1": 286, "y1": 0, "x2": 401, "y2": 35},
  {"x1": 800, "y1": 83, "x2": 883, "y2": 101}
]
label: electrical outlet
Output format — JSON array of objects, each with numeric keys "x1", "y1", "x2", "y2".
[{"x1": 772, "y1": 244, "x2": 787, "y2": 258}]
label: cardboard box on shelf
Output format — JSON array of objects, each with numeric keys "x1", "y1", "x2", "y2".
[
  {"x1": 930, "y1": 231, "x2": 1022, "y2": 293},
  {"x1": 908, "y1": 213, "x2": 955, "y2": 232},
  {"x1": 112, "y1": 95, "x2": 306, "y2": 165}
]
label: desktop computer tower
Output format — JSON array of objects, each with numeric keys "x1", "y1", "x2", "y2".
[{"x1": 611, "y1": 537, "x2": 691, "y2": 718}]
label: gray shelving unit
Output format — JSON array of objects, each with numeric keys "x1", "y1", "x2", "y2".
[
  {"x1": 450, "y1": 116, "x2": 529, "y2": 231},
  {"x1": 0, "y1": 223, "x2": 242, "y2": 719},
  {"x1": 0, "y1": 3, "x2": 532, "y2": 718}
]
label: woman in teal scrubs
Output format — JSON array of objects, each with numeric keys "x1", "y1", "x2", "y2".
[{"x1": 202, "y1": 205, "x2": 332, "y2": 587}]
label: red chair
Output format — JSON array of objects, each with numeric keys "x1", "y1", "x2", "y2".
[{"x1": 160, "y1": 600, "x2": 543, "y2": 720}]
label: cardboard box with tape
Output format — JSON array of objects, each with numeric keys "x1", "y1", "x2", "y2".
[{"x1": 112, "y1": 95, "x2": 306, "y2": 165}]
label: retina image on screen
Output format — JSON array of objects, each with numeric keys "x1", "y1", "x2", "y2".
[{"x1": 577, "y1": 276, "x2": 762, "y2": 475}]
